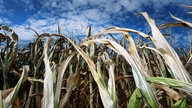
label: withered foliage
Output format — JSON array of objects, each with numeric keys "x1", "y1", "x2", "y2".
[{"x1": 0, "y1": 10, "x2": 192, "y2": 108}]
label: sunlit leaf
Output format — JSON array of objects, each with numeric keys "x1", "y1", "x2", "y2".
[
  {"x1": 42, "y1": 38, "x2": 54, "y2": 108},
  {"x1": 141, "y1": 12, "x2": 192, "y2": 83}
]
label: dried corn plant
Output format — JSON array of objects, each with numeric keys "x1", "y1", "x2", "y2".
[{"x1": 0, "y1": 8, "x2": 192, "y2": 108}]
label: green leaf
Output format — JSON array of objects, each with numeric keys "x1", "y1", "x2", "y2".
[
  {"x1": 3, "y1": 66, "x2": 28, "y2": 108},
  {"x1": 127, "y1": 88, "x2": 142, "y2": 108},
  {"x1": 97, "y1": 60, "x2": 107, "y2": 88},
  {"x1": 172, "y1": 98, "x2": 187, "y2": 108},
  {"x1": 0, "y1": 91, "x2": 3, "y2": 108},
  {"x1": 146, "y1": 77, "x2": 192, "y2": 96}
]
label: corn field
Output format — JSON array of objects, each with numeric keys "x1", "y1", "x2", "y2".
[{"x1": 1, "y1": 11, "x2": 192, "y2": 108}]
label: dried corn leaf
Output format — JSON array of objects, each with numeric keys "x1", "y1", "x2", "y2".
[
  {"x1": 124, "y1": 33, "x2": 158, "y2": 106},
  {"x1": 108, "y1": 62, "x2": 117, "y2": 106},
  {"x1": 27, "y1": 77, "x2": 44, "y2": 83},
  {"x1": 54, "y1": 51, "x2": 77, "y2": 108},
  {"x1": 157, "y1": 22, "x2": 191, "y2": 30},
  {"x1": 95, "y1": 26, "x2": 150, "y2": 38},
  {"x1": 141, "y1": 12, "x2": 192, "y2": 83},
  {"x1": 81, "y1": 38, "x2": 158, "y2": 108},
  {"x1": 178, "y1": 4, "x2": 192, "y2": 9},
  {"x1": 66, "y1": 37, "x2": 114, "y2": 108},
  {"x1": 186, "y1": 55, "x2": 192, "y2": 67},
  {"x1": 42, "y1": 38, "x2": 54, "y2": 108},
  {"x1": 59, "y1": 69, "x2": 80, "y2": 107},
  {"x1": 170, "y1": 14, "x2": 192, "y2": 28},
  {"x1": 152, "y1": 84, "x2": 182, "y2": 101},
  {"x1": 98, "y1": 53, "x2": 116, "y2": 98},
  {"x1": 87, "y1": 26, "x2": 92, "y2": 38}
]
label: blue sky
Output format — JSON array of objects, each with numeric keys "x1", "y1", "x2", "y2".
[{"x1": 0, "y1": 0, "x2": 192, "y2": 48}]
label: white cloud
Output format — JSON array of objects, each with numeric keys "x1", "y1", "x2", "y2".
[
  {"x1": 5, "y1": 0, "x2": 192, "y2": 41},
  {"x1": 11, "y1": 25, "x2": 35, "y2": 40},
  {"x1": 10, "y1": 16, "x2": 107, "y2": 40},
  {"x1": 0, "y1": 0, "x2": 4, "y2": 14},
  {"x1": 0, "y1": 18, "x2": 12, "y2": 25}
]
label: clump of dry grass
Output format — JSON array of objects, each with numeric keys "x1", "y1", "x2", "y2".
[{"x1": 0, "y1": 8, "x2": 192, "y2": 108}]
